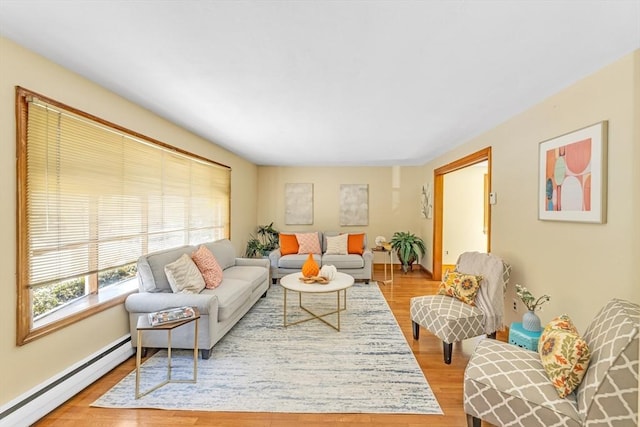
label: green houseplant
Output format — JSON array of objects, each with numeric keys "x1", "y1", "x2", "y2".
[
  {"x1": 389, "y1": 231, "x2": 426, "y2": 273},
  {"x1": 245, "y1": 222, "x2": 279, "y2": 258}
]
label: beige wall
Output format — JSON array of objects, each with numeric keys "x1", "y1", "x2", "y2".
[
  {"x1": 443, "y1": 163, "x2": 488, "y2": 264},
  {"x1": 0, "y1": 37, "x2": 259, "y2": 404},
  {"x1": 257, "y1": 165, "x2": 426, "y2": 265},
  {"x1": 421, "y1": 50, "x2": 640, "y2": 332}
]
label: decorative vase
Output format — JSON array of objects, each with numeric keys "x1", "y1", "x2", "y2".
[
  {"x1": 522, "y1": 310, "x2": 542, "y2": 332},
  {"x1": 301, "y1": 253, "x2": 319, "y2": 277}
]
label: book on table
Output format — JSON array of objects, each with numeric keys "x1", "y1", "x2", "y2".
[{"x1": 148, "y1": 306, "x2": 196, "y2": 326}]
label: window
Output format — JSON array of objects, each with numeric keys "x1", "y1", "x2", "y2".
[{"x1": 16, "y1": 87, "x2": 231, "y2": 345}]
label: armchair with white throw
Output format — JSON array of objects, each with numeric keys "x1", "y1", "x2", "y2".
[{"x1": 410, "y1": 252, "x2": 511, "y2": 364}]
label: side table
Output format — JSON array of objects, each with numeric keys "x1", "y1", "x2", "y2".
[
  {"x1": 509, "y1": 322, "x2": 542, "y2": 352},
  {"x1": 372, "y1": 246, "x2": 393, "y2": 285},
  {"x1": 135, "y1": 308, "x2": 200, "y2": 399}
]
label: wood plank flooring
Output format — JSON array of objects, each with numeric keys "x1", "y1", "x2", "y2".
[{"x1": 35, "y1": 267, "x2": 504, "y2": 427}]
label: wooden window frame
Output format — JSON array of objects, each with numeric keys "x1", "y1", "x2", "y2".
[{"x1": 15, "y1": 86, "x2": 231, "y2": 345}]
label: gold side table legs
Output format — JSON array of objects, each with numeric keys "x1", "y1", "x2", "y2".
[
  {"x1": 135, "y1": 315, "x2": 199, "y2": 399},
  {"x1": 283, "y1": 288, "x2": 348, "y2": 331}
]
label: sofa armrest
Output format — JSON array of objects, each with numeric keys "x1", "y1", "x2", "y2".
[
  {"x1": 235, "y1": 257, "x2": 270, "y2": 269},
  {"x1": 362, "y1": 249, "x2": 374, "y2": 262},
  {"x1": 125, "y1": 292, "x2": 218, "y2": 316},
  {"x1": 268, "y1": 249, "x2": 282, "y2": 267}
]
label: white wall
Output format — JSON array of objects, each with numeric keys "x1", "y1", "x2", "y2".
[
  {"x1": 0, "y1": 37, "x2": 259, "y2": 405},
  {"x1": 421, "y1": 50, "x2": 640, "y2": 331}
]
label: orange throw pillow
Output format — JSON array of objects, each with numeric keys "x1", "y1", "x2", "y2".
[
  {"x1": 279, "y1": 233, "x2": 299, "y2": 255},
  {"x1": 347, "y1": 233, "x2": 365, "y2": 255}
]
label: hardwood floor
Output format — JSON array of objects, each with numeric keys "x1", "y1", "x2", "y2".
[{"x1": 35, "y1": 267, "x2": 504, "y2": 427}]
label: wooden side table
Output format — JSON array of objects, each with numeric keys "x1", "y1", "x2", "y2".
[
  {"x1": 372, "y1": 246, "x2": 393, "y2": 285},
  {"x1": 135, "y1": 308, "x2": 200, "y2": 399},
  {"x1": 508, "y1": 322, "x2": 542, "y2": 352}
]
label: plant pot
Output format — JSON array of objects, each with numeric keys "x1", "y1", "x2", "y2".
[{"x1": 522, "y1": 310, "x2": 542, "y2": 332}]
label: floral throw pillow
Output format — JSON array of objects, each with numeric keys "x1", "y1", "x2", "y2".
[
  {"x1": 437, "y1": 270, "x2": 482, "y2": 306},
  {"x1": 538, "y1": 315, "x2": 591, "y2": 398}
]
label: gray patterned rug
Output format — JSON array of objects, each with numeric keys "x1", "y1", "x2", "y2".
[{"x1": 92, "y1": 283, "x2": 442, "y2": 414}]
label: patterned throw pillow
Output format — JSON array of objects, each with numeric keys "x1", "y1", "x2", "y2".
[
  {"x1": 325, "y1": 234, "x2": 348, "y2": 255},
  {"x1": 164, "y1": 253, "x2": 206, "y2": 294},
  {"x1": 279, "y1": 233, "x2": 299, "y2": 255},
  {"x1": 538, "y1": 315, "x2": 591, "y2": 398},
  {"x1": 191, "y1": 245, "x2": 224, "y2": 289},
  {"x1": 437, "y1": 270, "x2": 482, "y2": 306},
  {"x1": 296, "y1": 232, "x2": 321, "y2": 254},
  {"x1": 347, "y1": 233, "x2": 365, "y2": 255}
]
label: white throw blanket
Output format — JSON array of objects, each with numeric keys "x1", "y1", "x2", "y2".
[{"x1": 456, "y1": 252, "x2": 511, "y2": 334}]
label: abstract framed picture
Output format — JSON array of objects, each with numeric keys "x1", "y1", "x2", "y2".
[
  {"x1": 285, "y1": 183, "x2": 313, "y2": 225},
  {"x1": 339, "y1": 184, "x2": 368, "y2": 226},
  {"x1": 538, "y1": 121, "x2": 607, "y2": 223}
]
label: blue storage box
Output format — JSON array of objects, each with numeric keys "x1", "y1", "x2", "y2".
[{"x1": 509, "y1": 322, "x2": 542, "y2": 351}]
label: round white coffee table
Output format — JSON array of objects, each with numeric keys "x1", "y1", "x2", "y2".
[{"x1": 280, "y1": 271, "x2": 355, "y2": 331}]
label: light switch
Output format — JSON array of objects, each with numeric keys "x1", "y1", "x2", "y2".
[{"x1": 489, "y1": 192, "x2": 497, "y2": 205}]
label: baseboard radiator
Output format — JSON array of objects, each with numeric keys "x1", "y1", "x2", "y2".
[{"x1": 0, "y1": 335, "x2": 134, "y2": 427}]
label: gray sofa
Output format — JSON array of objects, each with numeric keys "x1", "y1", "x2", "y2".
[
  {"x1": 125, "y1": 239, "x2": 270, "y2": 359},
  {"x1": 269, "y1": 231, "x2": 373, "y2": 283}
]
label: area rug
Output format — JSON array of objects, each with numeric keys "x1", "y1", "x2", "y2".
[{"x1": 92, "y1": 283, "x2": 442, "y2": 414}]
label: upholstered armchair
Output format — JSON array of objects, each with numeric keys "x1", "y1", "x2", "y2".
[
  {"x1": 410, "y1": 252, "x2": 511, "y2": 364},
  {"x1": 463, "y1": 298, "x2": 639, "y2": 427}
]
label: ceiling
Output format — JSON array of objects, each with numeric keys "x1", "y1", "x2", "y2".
[{"x1": 1, "y1": 1, "x2": 638, "y2": 166}]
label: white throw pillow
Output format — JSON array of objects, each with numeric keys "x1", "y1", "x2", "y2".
[
  {"x1": 164, "y1": 253, "x2": 206, "y2": 294},
  {"x1": 325, "y1": 234, "x2": 348, "y2": 255}
]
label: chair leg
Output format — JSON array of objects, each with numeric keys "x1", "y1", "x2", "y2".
[
  {"x1": 443, "y1": 341, "x2": 453, "y2": 364},
  {"x1": 466, "y1": 414, "x2": 481, "y2": 427},
  {"x1": 412, "y1": 321, "x2": 420, "y2": 340}
]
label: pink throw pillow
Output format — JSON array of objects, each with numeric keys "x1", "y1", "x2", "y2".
[
  {"x1": 296, "y1": 232, "x2": 321, "y2": 254},
  {"x1": 191, "y1": 245, "x2": 223, "y2": 289}
]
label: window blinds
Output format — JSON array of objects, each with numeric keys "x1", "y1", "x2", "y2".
[{"x1": 25, "y1": 98, "x2": 230, "y2": 289}]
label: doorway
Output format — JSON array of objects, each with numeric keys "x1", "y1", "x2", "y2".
[{"x1": 432, "y1": 147, "x2": 492, "y2": 280}]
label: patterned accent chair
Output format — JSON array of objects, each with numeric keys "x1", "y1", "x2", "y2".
[
  {"x1": 464, "y1": 298, "x2": 639, "y2": 427},
  {"x1": 410, "y1": 252, "x2": 511, "y2": 364}
]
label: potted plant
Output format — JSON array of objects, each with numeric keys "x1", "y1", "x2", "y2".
[
  {"x1": 245, "y1": 222, "x2": 279, "y2": 258},
  {"x1": 389, "y1": 231, "x2": 426, "y2": 273},
  {"x1": 515, "y1": 284, "x2": 550, "y2": 332}
]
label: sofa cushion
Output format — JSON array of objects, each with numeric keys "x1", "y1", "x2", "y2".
[
  {"x1": 279, "y1": 233, "x2": 299, "y2": 255},
  {"x1": 137, "y1": 245, "x2": 197, "y2": 292},
  {"x1": 202, "y1": 279, "x2": 253, "y2": 322},
  {"x1": 538, "y1": 315, "x2": 591, "y2": 398},
  {"x1": 164, "y1": 253, "x2": 206, "y2": 294},
  {"x1": 325, "y1": 234, "x2": 348, "y2": 255},
  {"x1": 321, "y1": 253, "x2": 364, "y2": 269},
  {"x1": 347, "y1": 233, "x2": 365, "y2": 255},
  {"x1": 296, "y1": 232, "x2": 322, "y2": 254},
  {"x1": 278, "y1": 253, "x2": 320, "y2": 269},
  {"x1": 222, "y1": 265, "x2": 269, "y2": 292},
  {"x1": 191, "y1": 245, "x2": 224, "y2": 289},
  {"x1": 202, "y1": 239, "x2": 236, "y2": 270}
]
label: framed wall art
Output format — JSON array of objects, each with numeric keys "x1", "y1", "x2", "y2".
[
  {"x1": 285, "y1": 183, "x2": 313, "y2": 225},
  {"x1": 538, "y1": 121, "x2": 607, "y2": 223},
  {"x1": 339, "y1": 184, "x2": 368, "y2": 226}
]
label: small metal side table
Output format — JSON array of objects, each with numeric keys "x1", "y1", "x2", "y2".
[
  {"x1": 372, "y1": 245, "x2": 393, "y2": 285},
  {"x1": 509, "y1": 322, "x2": 542, "y2": 352},
  {"x1": 135, "y1": 308, "x2": 200, "y2": 399}
]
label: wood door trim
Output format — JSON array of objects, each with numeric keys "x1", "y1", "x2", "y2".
[{"x1": 432, "y1": 147, "x2": 492, "y2": 281}]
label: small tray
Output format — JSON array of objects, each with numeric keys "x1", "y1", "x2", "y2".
[{"x1": 298, "y1": 276, "x2": 330, "y2": 285}]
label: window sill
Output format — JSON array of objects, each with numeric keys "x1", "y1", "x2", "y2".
[{"x1": 22, "y1": 279, "x2": 139, "y2": 345}]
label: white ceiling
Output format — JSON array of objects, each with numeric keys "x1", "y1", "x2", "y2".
[{"x1": 1, "y1": 1, "x2": 638, "y2": 166}]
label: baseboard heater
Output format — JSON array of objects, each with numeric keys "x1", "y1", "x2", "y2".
[{"x1": 0, "y1": 335, "x2": 134, "y2": 427}]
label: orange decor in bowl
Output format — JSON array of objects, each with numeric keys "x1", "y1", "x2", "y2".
[{"x1": 301, "y1": 253, "x2": 320, "y2": 277}]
